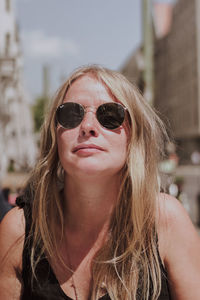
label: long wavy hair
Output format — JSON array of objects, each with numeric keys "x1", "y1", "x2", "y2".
[{"x1": 23, "y1": 65, "x2": 168, "y2": 300}]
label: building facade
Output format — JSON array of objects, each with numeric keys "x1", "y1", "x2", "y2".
[
  {"x1": 121, "y1": 0, "x2": 200, "y2": 224},
  {"x1": 0, "y1": 0, "x2": 37, "y2": 180},
  {"x1": 154, "y1": 0, "x2": 200, "y2": 148}
]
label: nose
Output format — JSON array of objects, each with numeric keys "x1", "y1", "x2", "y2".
[{"x1": 79, "y1": 108, "x2": 99, "y2": 137}]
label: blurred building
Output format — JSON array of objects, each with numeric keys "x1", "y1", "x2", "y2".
[
  {"x1": 0, "y1": 0, "x2": 37, "y2": 180},
  {"x1": 121, "y1": 0, "x2": 200, "y2": 224}
]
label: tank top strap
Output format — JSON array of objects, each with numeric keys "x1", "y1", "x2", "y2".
[{"x1": 155, "y1": 233, "x2": 172, "y2": 300}]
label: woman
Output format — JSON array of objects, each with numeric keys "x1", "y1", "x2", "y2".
[{"x1": 0, "y1": 65, "x2": 200, "y2": 300}]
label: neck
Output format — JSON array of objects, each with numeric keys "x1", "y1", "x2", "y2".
[{"x1": 63, "y1": 174, "x2": 120, "y2": 237}]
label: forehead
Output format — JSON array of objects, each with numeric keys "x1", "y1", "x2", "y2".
[{"x1": 63, "y1": 74, "x2": 116, "y2": 105}]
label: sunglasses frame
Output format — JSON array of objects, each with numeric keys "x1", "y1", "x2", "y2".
[{"x1": 56, "y1": 102, "x2": 128, "y2": 130}]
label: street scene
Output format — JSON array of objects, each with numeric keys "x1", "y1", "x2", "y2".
[
  {"x1": 0, "y1": 1, "x2": 200, "y2": 299},
  {"x1": 1, "y1": 0, "x2": 200, "y2": 226}
]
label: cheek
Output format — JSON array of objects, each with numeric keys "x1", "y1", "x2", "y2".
[
  {"x1": 56, "y1": 132, "x2": 76, "y2": 174},
  {"x1": 57, "y1": 126, "x2": 77, "y2": 145},
  {"x1": 110, "y1": 133, "x2": 128, "y2": 162},
  {"x1": 56, "y1": 128, "x2": 75, "y2": 159},
  {"x1": 123, "y1": 118, "x2": 131, "y2": 142},
  {"x1": 57, "y1": 129, "x2": 67, "y2": 154},
  {"x1": 120, "y1": 140, "x2": 128, "y2": 161}
]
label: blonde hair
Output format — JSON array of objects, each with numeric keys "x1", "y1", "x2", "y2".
[{"x1": 24, "y1": 65, "x2": 168, "y2": 299}]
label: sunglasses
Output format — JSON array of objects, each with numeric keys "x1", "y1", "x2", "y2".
[{"x1": 56, "y1": 102, "x2": 127, "y2": 130}]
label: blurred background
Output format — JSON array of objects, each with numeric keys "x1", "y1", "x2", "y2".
[{"x1": 0, "y1": 0, "x2": 200, "y2": 227}]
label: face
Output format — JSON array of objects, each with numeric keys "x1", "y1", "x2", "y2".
[{"x1": 56, "y1": 74, "x2": 129, "y2": 180}]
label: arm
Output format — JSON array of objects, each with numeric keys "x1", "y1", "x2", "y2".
[
  {"x1": 158, "y1": 193, "x2": 200, "y2": 300},
  {"x1": 0, "y1": 207, "x2": 25, "y2": 299}
]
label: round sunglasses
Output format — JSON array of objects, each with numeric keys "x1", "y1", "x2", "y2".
[{"x1": 56, "y1": 102, "x2": 127, "y2": 130}]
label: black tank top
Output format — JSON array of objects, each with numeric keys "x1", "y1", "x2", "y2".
[{"x1": 17, "y1": 198, "x2": 171, "y2": 300}]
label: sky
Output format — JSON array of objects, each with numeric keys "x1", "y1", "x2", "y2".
[
  {"x1": 15, "y1": 0, "x2": 176, "y2": 100},
  {"x1": 15, "y1": 0, "x2": 142, "y2": 100}
]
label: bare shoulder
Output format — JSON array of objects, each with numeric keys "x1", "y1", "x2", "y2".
[
  {"x1": 158, "y1": 192, "x2": 188, "y2": 218},
  {"x1": 0, "y1": 206, "x2": 25, "y2": 241},
  {"x1": 157, "y1": 193, "x2": 199, "y2": 251},
  {"x1": 157, "y1": 193, "x2": 200, "y2": 299},
  {"x1": 0, "y1": 207, "x2": 25, "y2": 299},
  {"x1": 157, "y1": 192, "x2": 199, "y2": 232},
  {"x1": 0, "y1": 206, "x2": 25, "y2": 267}
]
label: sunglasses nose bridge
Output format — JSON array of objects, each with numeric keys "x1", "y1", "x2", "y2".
[
  {"x1": 79, "y1": 106, "x2": 99, "y2": 137},
  {"x1": 81, "y1": 106, "x2": 97, "y2": 122},
  {"x1": 82, "y1": 107, "x2": 97, "y2": 124},
  {"x1": 84, "y1": 106, "x2": 96, "y2": 114}
]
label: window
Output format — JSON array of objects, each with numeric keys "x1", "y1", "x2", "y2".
[
  {"x1": 5, "y1": 0, "x2": 10, "y2": 12},
  {"x1": 11, "y1": 130, "x2": 16, "y2": 137},
  {"x1": 5, "y1": 33, "x2": 10, "y2": 56},
  {"x1": 15, "y1": 23, "x2": 19, "y2": 42}
]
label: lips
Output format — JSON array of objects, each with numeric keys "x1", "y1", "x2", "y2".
[{"x1": 72, "y1": 144, "x2": 105, "y2": 153}]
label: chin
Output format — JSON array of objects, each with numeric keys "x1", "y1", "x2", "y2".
[
  {"x1": 77, "y1": 163, "x2": 106, "y2": 175},
  {"x1": 63, "y1": 157, "x2": 125, "y2": 178},
  {"x1": 74, "y1": 163, "x2": 123, "y2": 179}
]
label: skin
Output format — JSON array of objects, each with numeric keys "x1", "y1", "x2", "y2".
[
  {"x1": 158, "y1": 194, "x2": 200, "y2": 299},
  {"x1": 55, "y1": 75, "x2": 129, "y2": 298},
  {"x1": 0, "y1": 75, "x2": 200, "y2": 299},
  {"x1": 57, "y1": 75, "x2": 128, "y2": 180}
]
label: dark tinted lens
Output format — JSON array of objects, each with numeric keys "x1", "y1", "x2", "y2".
[
  {"x1": 96, "y1": 103, "x2": 125, "y2": 129},
  {"x1": 56, "y1": 102, "x2": 84, "y2": 129}
]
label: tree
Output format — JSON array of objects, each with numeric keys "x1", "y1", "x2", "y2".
[{"x1": 32, "y1": 97, "x2": 47, "y2": 132}]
